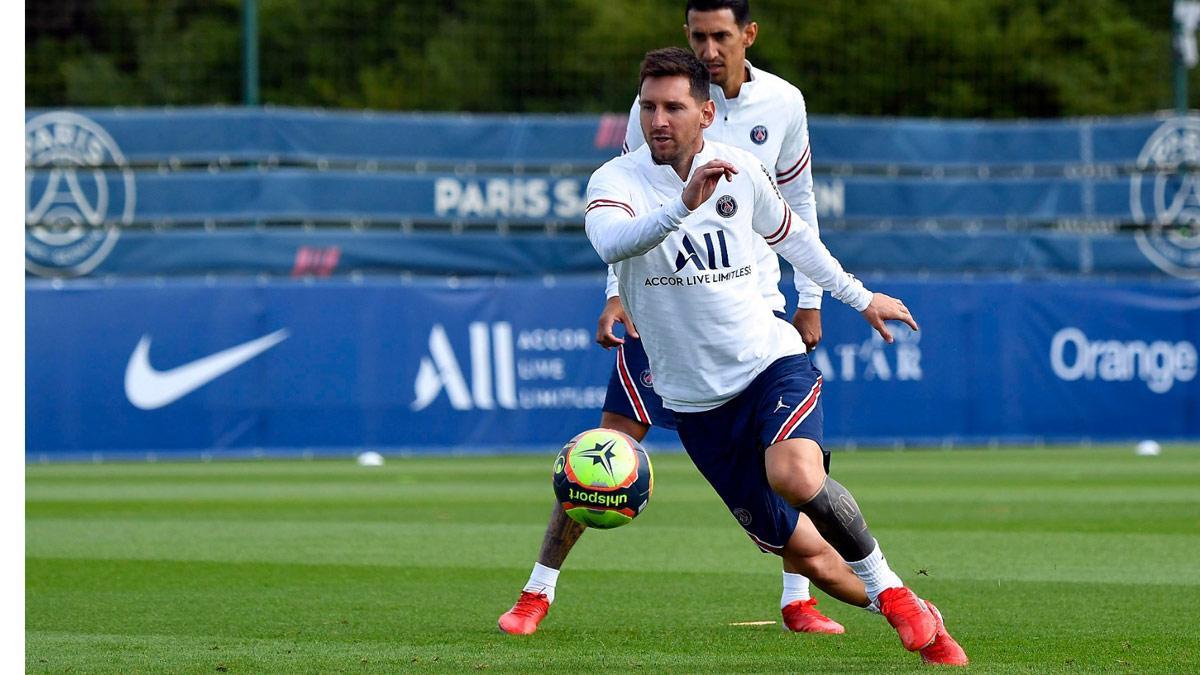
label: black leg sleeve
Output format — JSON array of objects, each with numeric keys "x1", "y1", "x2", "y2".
[{"x1": 794, "y1": 477, "x2": 875, "y2": 561}]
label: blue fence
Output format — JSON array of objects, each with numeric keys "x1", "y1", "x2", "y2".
[
  {"x1": 23, "y1": 107, "x2": 1178, "y2": 170},
  {"x1": 62, "y1": 229, "x2": 1167, "y2": 278},
  {"x1": 22, "y1": 169, "x2": 1134, "y2": 226},
  {"x1": 24, "y1": 108, "x2": 622, "y2": 168},
  {"x1": 26, "y1": 276, "x2": 1200, "y2": 459},
  {"x1": 27, "y1": 108, "x2": 1200, "y2": 279}
]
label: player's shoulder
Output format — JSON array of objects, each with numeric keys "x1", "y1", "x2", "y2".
[
  {"x1": 709, "y1": 142, "x2": 780, "y2": 199},
  {"x1": 590, "y1": 146, "x2": 647, "y2": 187},
  {"x1": 749, "y1": 65, "x2": 807, "y2": 106},
  {"x1": 709, "y1": 141, "x2": 767, "y2": 172}
]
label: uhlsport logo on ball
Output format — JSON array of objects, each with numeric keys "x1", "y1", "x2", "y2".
[
  {"x1": 25, "y1": 111, "x2": 136, "y2": 277},
  {"x1": 552, "y1": 428, "x2": 653, "y2": 529}
]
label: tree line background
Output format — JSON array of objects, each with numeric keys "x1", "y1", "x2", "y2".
[{"x1": 26, "y1": 0, "x2": 1190, "y2": 118}]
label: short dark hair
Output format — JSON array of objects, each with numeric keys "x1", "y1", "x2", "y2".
[
  {"x1": 685, "y1": 0, "x2": 751, "y2": 26},
  {"x1": 639, "y1": 47, "x2": 711, "y2": 102}
]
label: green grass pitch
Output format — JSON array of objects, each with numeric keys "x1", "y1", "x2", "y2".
[{"x1": 26, "y1": 445, "x2": 1200, "y2": 673}]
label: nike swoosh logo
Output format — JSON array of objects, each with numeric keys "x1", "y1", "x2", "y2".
[{"x1": 124, "y1": 329, "x2": 290, "y2": 410}]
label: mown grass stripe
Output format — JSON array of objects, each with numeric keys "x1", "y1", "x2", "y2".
[{"x1": 26, "y1": 447, "x2": 1200, "y2": 672}]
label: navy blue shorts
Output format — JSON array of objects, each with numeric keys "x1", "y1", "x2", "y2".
[
  {"x1": 602, "y1": 311, "x2": 789, "y2": 431},
  {"x1": 673, "y1": 354, "x2": 829, "y2": 555},
  {"x1": 602, "y1": 336, "x2": 677, "y2": 430}
]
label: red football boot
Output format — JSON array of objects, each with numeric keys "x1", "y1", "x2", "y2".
[
  {"x1": 877, "y1": 587, "x2": 937, "y2": 651},
  {"x1": 781, "y1": 598, "x2": 845, "y2": 634},
  {"x1": 497, "y1": 591, "x2": 550, "y2": 635},
  {"x1": 919, "y1": 602, "x2": 969, "y2": 666}
]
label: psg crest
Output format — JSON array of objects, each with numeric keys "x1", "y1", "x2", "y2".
[
  {"x1": 750, "y1": 125, "x2": 769, "y2": 145},
  {"x1": 733, "y1": 508, "x2": 753, "y2": 526},
  {"x1": 716, "y1": 194, "x2": 738, "y2": 218},
  {"x1": 1130, "y1": 117, "x2": 1200, "y2": 279},
  {"x1": 25, "y1": 111, "x2": 135, "y2": 277}
]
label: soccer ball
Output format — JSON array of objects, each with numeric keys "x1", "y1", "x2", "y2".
[{"x1": 552, "y1": 428, "x2": 654, "y2": 529}]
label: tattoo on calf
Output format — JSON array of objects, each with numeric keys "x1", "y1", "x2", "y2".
[{"x1": 537, "y1": 505, "x2": 586, "y2": 568}]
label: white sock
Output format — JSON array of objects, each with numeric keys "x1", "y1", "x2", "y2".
[
  {"x1": 522, "y1": 562, "x2": 560, "y2": 604},
  {"x1": 780, "y1": 572, "x2": 812, "y2": 609},
  {"x1": 846, "y1": 540, "x2": 904, "y2": 604}
]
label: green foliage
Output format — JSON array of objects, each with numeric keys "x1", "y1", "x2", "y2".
[
  {"x1": 23, "y1": 0, "x2": 1195, "y2": 116},
  {"x1": 754, "y1": 0, "x2": 1174, "y2": 117}
]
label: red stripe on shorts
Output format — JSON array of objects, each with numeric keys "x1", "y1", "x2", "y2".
[
  {"x1": 616, "y1": 345, "x2": 650, "y2": 424},
  {"x1": 770, "y1": 376, "x2": 823, "y2": 445}
]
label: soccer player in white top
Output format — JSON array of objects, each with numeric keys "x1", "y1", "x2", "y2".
[
  {"x1": 583, "y1": 47, "x2": 966, "y2": 664},
  {"x1": 500, "y1": 0, "x2": 869, "y2": 639}
]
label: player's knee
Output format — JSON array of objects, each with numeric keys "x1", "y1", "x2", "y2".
[
  {"x1": 764, "y1": 439, "x2": 826, "y2": 504},
  {"x1": 767, "y1": 467, "x2": 825, "y2": 505},
  {"x1": 599, "y1": 411, "x2": 650, "y2": 441}
]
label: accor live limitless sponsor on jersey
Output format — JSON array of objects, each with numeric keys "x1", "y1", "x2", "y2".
[
  {"x1": 411, "y1": 322, "x2": 606, "y2": 411},
  {"x1": 433, "y1": 176, "x2": 845, "y2": 220}
]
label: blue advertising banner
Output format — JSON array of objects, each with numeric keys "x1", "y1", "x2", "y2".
[{"x1": 26, "y1": 277, "x2": 1200, "y2": 459}]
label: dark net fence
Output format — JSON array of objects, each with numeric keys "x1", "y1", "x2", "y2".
[{"x1": 26, "y1": 0, "x2": 1193, "y2": 117}]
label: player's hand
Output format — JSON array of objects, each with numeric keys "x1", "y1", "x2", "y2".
[
  {"x1": 859, "y1": 293, "x2": 919, "y2": 344},
  {"x1": 682, "y1": 160, "x2": 738, "y2": 210},
  {"x1": 595, "y1": 296, "x2": 639, "y2": 349},
  {"x1": 791, "y1": 308, "x2": 822, "y2": 352}
]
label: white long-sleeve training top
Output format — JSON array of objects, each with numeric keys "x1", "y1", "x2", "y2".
[
  {"x1": 585, "y1": 141, "x2": 871, "y2": 412},
  {"x1": 605, "y1": 60, "x2": 824, "y2": 312}
]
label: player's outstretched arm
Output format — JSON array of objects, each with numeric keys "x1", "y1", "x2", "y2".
[
  {"x1": 751, "y1": 185, "x2": 870, "y2": 312},
  {"x1": 747, "y1": 160, "x2": 918, "y2": 344}
]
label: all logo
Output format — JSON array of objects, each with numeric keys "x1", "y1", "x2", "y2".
[
  {"x1": 412, "y1": 323, "x2": 518, "y2": 411},
  {"x1": 25, "y1": 111, "x2": 136, "y2": 277},
  {"x1": 716, "y1": 194, "x2": 738, "y2": 218},
  {"x1": 639, "y1": 369, "x2": 653, "y2": 387},
  {"x1": 1130, "y1": 117, "x2": 1200, "y2": 279},
  {"x1": 412, "y1": 322, "x2": 603, "y2": 411},
  {"x1": 674, "y1": 231, "x2": 731, "y2": 273},
  {"x1": 750, "y1": 125, "x2": 769, "y2": 145}
]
